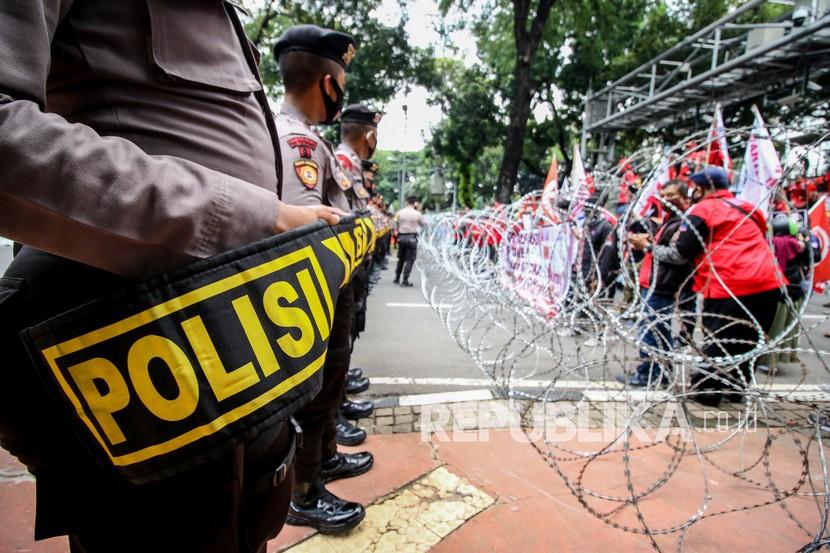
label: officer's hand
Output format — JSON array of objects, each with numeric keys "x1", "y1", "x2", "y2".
[{"x1": 274, "y1": 201, "x2": 346, "y2": 233}]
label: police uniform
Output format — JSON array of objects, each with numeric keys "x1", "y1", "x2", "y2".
[
  {"x1": 272, "y1": 25, "x2": 372, "y2": 534},
  {"x1": 394, "y1": 203, "x2": 425, "y2": 286},
  {"x1": 335, "y1": 105, "x2": 382, "y2": 211},
  {"x1": 0, "y1": 2, "x2": 296, "y2": 552},
  {"x1": 277, "y1": 103, "x2": 353, "y2": 213}
]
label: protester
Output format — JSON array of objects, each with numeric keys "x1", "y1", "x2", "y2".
[
  {"x1": 641, "y1": 168, "x2": 781, "y2": 406},
  {"x1": 623, "y1": 181, "x2": 694, "y2": 386},
  {"x1": 758, "y1": 214, "x2": 813, "y2": 373}
]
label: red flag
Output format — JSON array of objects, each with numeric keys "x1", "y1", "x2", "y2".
[{"x1": 809, "y1": 195, "x2": 830, "y2": 286}]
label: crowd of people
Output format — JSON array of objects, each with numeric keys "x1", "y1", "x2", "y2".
[
  {"x1": 580, "y1": 165, "x2": 821, "y2": 408},
  {"x1": 0, "y1": 5, "x2": 416, "y2": 552}
]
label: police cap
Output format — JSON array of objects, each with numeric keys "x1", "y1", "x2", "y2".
[
  {"x1": 274, "y1": 24, "x2": 357, "y2": 68},
  {"x1": 342, "y1": 104, "x2": 383, "y2": 127}
]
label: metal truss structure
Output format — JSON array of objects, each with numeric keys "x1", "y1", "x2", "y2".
[{"x1": 581, "y1": 0, "x2": 830, "y2": 166}]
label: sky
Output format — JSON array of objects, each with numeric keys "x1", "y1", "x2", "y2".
[{"x1": 372, "y1": 0, "x2": 478, "y2": 152}]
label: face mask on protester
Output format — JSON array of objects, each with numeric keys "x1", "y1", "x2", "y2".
[{"x1": 319, "y1": 76, "x2": 344, "y2": 125}]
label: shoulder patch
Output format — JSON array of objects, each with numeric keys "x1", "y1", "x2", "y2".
[
  {"x1": 294, "y1": 160, "x2": 319, "y2": 189},
  {"x1": 287, "y1": 137, "x2": 318, "y2": 159},
  {"x1": 336, "y1": 153, "x2": 354, "y2": 171}
]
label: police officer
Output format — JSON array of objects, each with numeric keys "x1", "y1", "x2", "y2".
[
  {"x1": 394, "y1": 196, "x2": 425, "y2": 287},
  {"x1": 0, "y1": 3, "x2": 342, "y2": 553},
  {"x1": 333, "y1": 105, "x2": 380, "y2": 444},
  {"x1": 336, "y1": 105, "x2": 381, "y2": 210},
  {"x1": 273, "y1": 25, "x2": 373, "y2": 534}
]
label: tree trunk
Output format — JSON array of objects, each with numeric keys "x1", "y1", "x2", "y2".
[
  {"x1": 495, "y1": 0, "x2": 556, "y2": 204},
  {"x1": 496, "y1": 62, "x2": 534, "y2": 203}
]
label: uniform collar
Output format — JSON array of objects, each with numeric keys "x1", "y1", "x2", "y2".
[
  {"x1": 339, "y1": 143, "x2": 359, "y2": 160},
  {"x1": 279, "y1": 102, "x2": 313, "y2": 126}
]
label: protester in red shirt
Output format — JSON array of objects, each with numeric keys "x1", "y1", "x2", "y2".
[{"x1": 639, "y1": 167, "x2": 781, "y2": 406}]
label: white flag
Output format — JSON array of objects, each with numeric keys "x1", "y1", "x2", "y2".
[
  {"x1": 707, "y1": 103, "x2": 730, "y2": 172},
  {"x1": 632, "y1": 154, "x2": 671, "y2": 219},
  {"x1": 736, "y1": 105, "x2": 782, "y2": 220},
  {"x1": 568, "y1": 145, "x2": 590, "y2": 226}
]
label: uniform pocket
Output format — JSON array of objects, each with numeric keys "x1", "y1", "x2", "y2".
[{"x1": 145, "y1": 0, "x2": 260, "y2": 93}]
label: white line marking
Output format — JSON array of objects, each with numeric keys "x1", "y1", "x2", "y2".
[
  {"x1": 398, "y1": 389, "x2": 494, "y2": 406},
  {"x1": 385, "y1": 302, "x2": 451, "y2": 308},
  {"x1": 369, "y1": 377, "x2": 823, "y2": 393},
  {"x1": 802, "y1": 314, "x2": 829, "y2": 320}
]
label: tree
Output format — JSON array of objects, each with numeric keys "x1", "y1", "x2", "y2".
[{"x1": 242, "y1": 0, "x2": 436, "y2": 107}]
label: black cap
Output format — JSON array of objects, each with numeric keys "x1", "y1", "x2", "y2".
[
  {"x1": 341, "y1": 104, "x2": 383, "y2": 127},
  {"x1": 274, "y1": 24, "x2": 357, "y2": 68},
  {"x1": 361, "y1": 160, "x2": 380, "y2": 173}
]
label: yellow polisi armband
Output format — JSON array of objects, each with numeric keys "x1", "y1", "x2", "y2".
[{"x1": 23, "y1": 216, "x2": 369, "y2": 484}]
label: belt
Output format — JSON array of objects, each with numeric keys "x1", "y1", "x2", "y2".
[{"x1": 244, "y1": 417, "x2": 303, "y2": 496}]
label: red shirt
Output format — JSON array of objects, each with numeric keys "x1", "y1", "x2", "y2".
[{"x1": 677, "y1": 190, "x2": 782, "y2": 299}]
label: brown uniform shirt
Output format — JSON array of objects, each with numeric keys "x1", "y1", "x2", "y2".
[
  {"x1": 0, "y1": 0, "x2": 280, "y2": 279},
  {"x1": 396, "y1": 206, "x2": 425, "y2": 234},
  {"x1": 334, "y1": 144, "x2": 371, "y2": 211},
  {"x1": 277, "y1": 103, "x2": 352, "y2": 212}
]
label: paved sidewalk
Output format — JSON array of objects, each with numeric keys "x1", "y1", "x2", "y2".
[{"x1": 2, "y1": 399, "x2": 825, "y2": 553}]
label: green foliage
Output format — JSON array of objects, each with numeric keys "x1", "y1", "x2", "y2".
[{"x1": 242, "y1": 0, "x2": 436, "y2": 106}]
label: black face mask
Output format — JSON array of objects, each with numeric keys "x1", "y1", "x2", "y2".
[{"x1": 319, "y1": 76, "x2": 344, "y2": 125}]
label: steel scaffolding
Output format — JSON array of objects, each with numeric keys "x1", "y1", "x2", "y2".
[{"x1": 581, "y1": 0, "x2": 830, "y2": 166}]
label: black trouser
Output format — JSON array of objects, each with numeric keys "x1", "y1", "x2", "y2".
[
  {"x1": 395, "y1": 234, "x2": 418, "y2": 283},
  {"x1": 1, "y1": 248, "x2": 293, "y2": 553},
  {"x1": 694, "y1": 288, "x2": 780, "y2": 401},
  {"x1": 293, "y1": 284, "x2": 354, "y2": 484},
  {"x1": 351, "y1": 261, "x2": 370, "y2": 345}
]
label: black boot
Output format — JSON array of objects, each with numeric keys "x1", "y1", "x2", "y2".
[
  {"x1": 347, "y1": 367, "x2": 364, "y2": 380},
  {"x1": 392, "y1": 276, "x2": 400, "y2": 284},
  {"x1": 401, "y1": 281, "x2": 413, "y2": 287},
  {"x1": 321, "y1": 451, "x2": 374, "y2": 483},
  {"x1": 341, "y1": 399, "x2": 374, "y2": 420},
  {"x1": 287, "y1": 481, "x2": 365, "y2": 534},
  {"x1": 345, "y1": 376, "x2": 370, "y2": 394},
  {"x1": 336, "y1": 413, "x2": 367, "y2": 446}
]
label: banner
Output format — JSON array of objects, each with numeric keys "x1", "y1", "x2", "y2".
[
  {"x1": 736, "y1": 105, "x2": 783, "y2": 220},
  {"x1": 499, "y1": 224, "x2": 575, "y2": 318},
  {"x1": 809, "y1": 196, "x2": 830, "y2": 286},
  {"x1": 23, "y1": 214, "x2": 374, "y2": 484}
]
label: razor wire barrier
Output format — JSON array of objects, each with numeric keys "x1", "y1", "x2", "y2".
[{"x1": 417, "y1": 123, "x2": 830, "y2": 551}]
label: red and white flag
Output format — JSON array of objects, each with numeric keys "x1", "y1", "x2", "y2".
[
  {"x1": 707, "y1": 103, "x2": 730, "y2": 171},
  {"x1": 568, "y1": 145, "x2": 590, "y2": 226},
  {"x1": 736, "y1": 105, "x2": 782, "y2": 220},
  {"x1": 632, "y1": 154, "x2": 671, "y2": 219},
  {"x1": 810, "y1": 195, "x2": 830, "y2": 289},
  {"x1": 541, "y1": 155, "x2": 559, "y2": 222}
]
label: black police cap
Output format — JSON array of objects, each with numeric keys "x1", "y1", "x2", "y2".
[
  {"x1": 341, "y1": 104, "x2": 383, "y2": 127},
  {"x1": 361, "y1": 159, "x2": 380, "y2": 173},
  {"x1": 274, "y1": 24, "x2": 357, "y2": 68}
]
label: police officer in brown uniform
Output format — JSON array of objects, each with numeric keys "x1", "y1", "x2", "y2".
[
  {"x1": 333, "y1": 106, "x2": 384, "y2": 445},
  {"x1": 336, "y1": 105, "x2": 381, "y2": 211},
  {"x1": 0, "y1": 2, "x2": 343, "y2": 553},
  {"x1": 272, "y1": 25, "x2": 373, "y2": 534}
]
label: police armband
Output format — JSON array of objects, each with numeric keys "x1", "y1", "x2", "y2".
[{"x1": 22, "y1": 213, "x2": 375, "y2": 484}]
